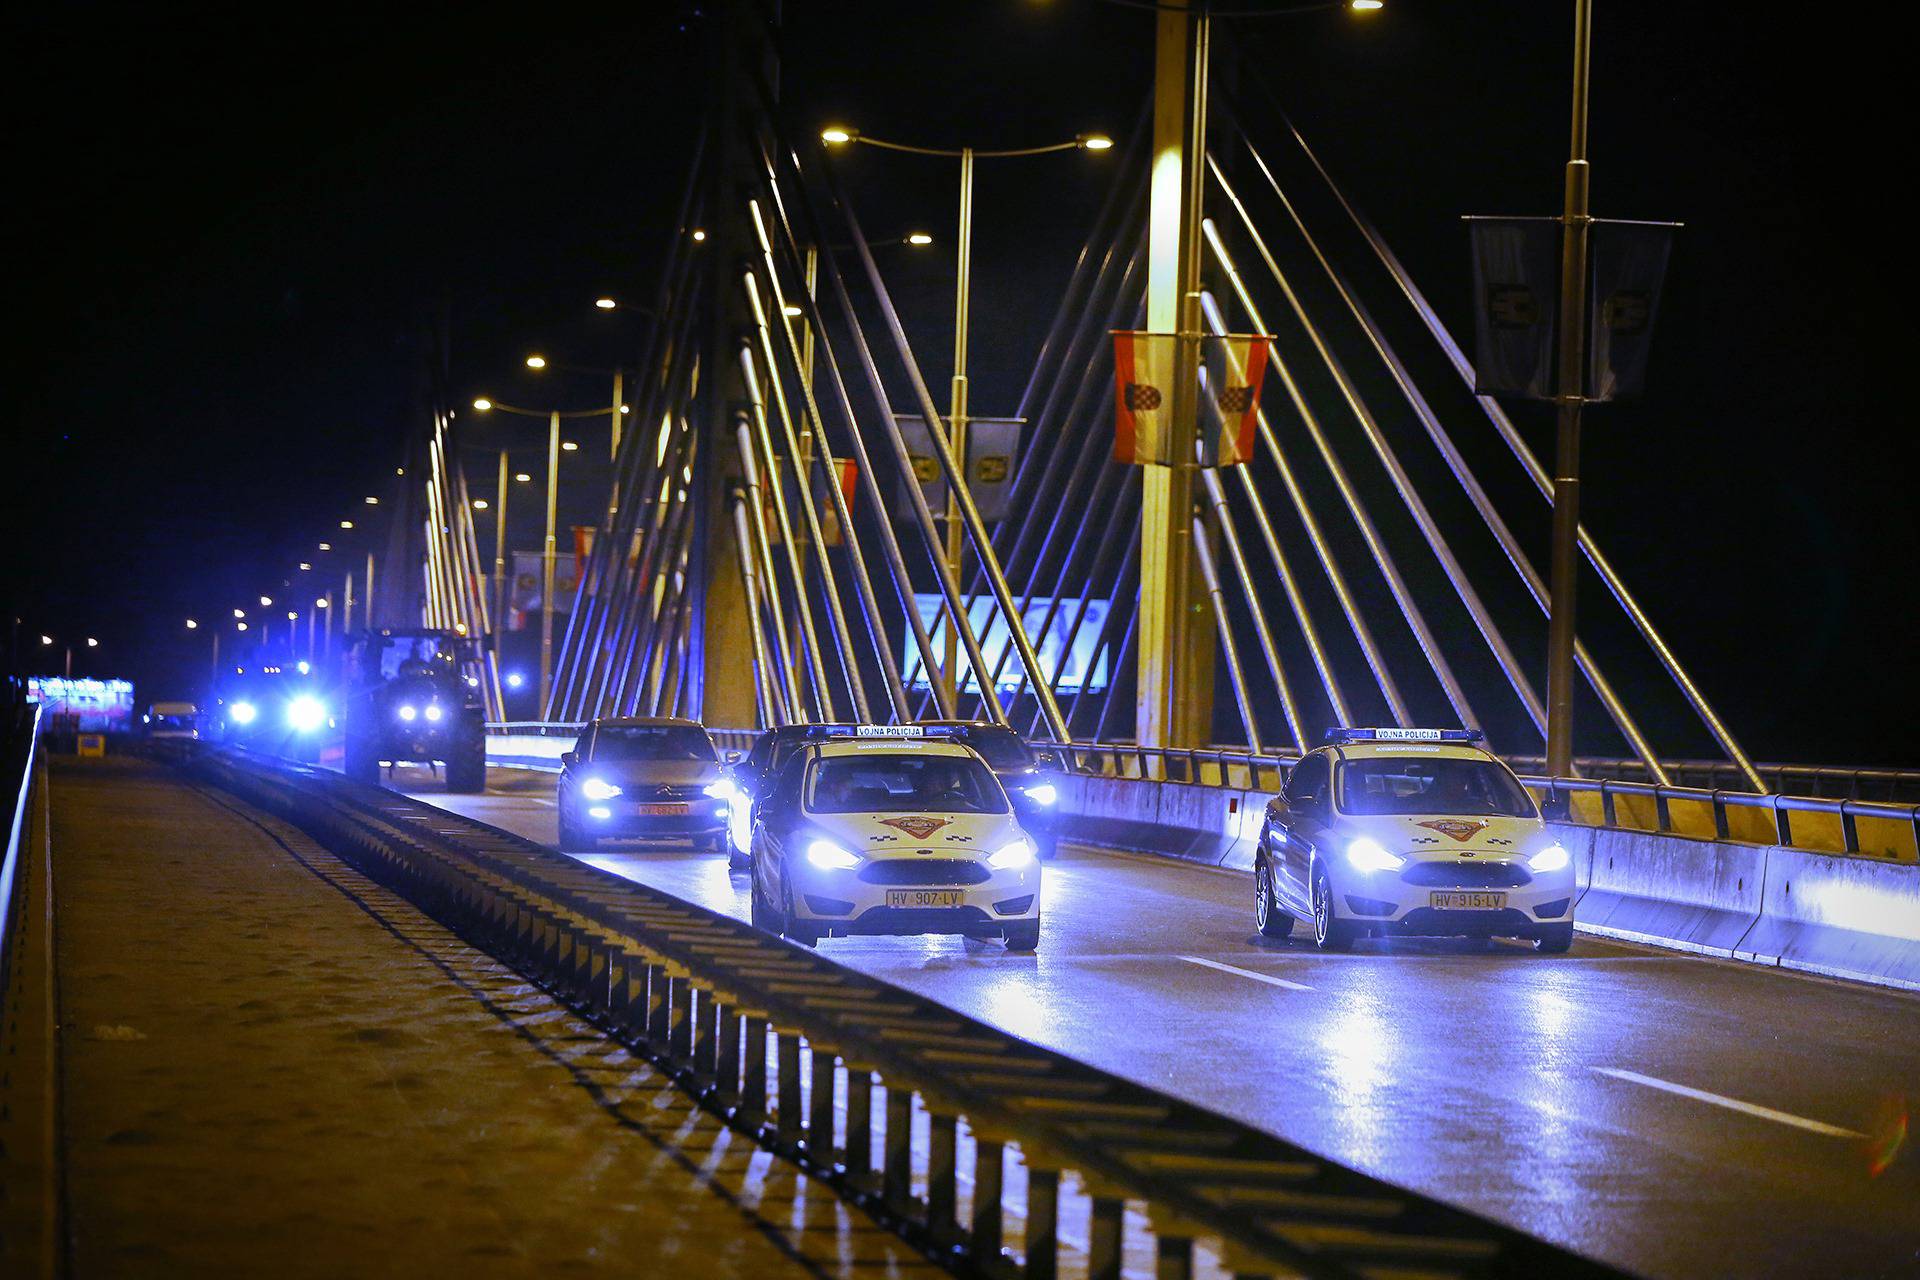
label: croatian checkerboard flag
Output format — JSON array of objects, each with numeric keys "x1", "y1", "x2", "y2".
[{"x1": 1112, "y1": 331, "x2": 1269, "y2": 467}]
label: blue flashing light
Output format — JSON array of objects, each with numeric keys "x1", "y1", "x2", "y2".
[{"x1": 1324, "y1": 727, "x2": 1485, "y2": 745}]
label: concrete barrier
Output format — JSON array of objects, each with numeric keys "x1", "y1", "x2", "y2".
[
  {"x1": 1570, "y1": 825, "x2": 1766, "y2": 957},
  {"x1": 1057, "y1": 771, "x2": 1920, "y2": 991},
  {"x1": 1738, "y1": 847, "x2": 1920, "y2": 991},
  {"x1": 486, "y1": 733, "x2": 575, "y2": 772}
]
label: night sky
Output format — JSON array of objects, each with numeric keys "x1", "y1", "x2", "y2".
[{"x1": 5, "y1": 1, "x2": 1913, "y2": 765}]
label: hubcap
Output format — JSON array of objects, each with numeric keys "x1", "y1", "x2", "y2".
[
  {"x1": 1314, "y1": 876, "x2": 1330, "y2": 941},
  {"x1": 1256, "y1": 869, "x2": 1270, "y2": 925}
]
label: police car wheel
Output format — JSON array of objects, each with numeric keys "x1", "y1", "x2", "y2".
[
  {"x1": 780, "y1": 874, "x2": 819, "y2": 947},
  {"x1": 1255, "y1": 860, "x2": 1294, "y2": 940},
  {"x1": 1004, "y1": 919, "x2": 1040, "y2": 953},
  {"x1": 749, "y1": 870, "x2": 774, "y2": 931},
  {"x1": 1534, "y1": 923, "x2": 1574, "y2": 954},
  {"x1": 1311, "y1": 866, "x2": 1356, "y2": 952}
]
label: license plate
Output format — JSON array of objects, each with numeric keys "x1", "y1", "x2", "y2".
[
  {"x1": 1431, "y1": 891, "x2": 1506, "y2": 910},
  {"x1": 634, "y1": 802, "x2": 689, "y2": 816},
  {"x1": 886, "y1": 890, "x2": 964, "y2": 908}
]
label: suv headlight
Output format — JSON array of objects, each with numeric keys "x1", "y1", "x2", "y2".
[
  {"x1": 581, "y1": 777, "x2": 623, "y2": 801},
  {"x1": 988, "y1": 837, "x2": 1035, "y2": 870},
  {"x1": 1528, "y1": 843, "x2": 1571, "y2": 873},
  {"x1": 397, "y1": 704, "x2": 418, "y2": 722},
  {"x1": 806, "y1": 839, "x2": 860, "y2": 870},
  {"x1": 424, "y1": 703, "x2": 444, "y2": 722},
  {"x1": 229, "y1": 700, "x2": 258, "y2": 725},
  {"x1": 1346, "y1": 837, "x2": 1405, "y2": 874},
  {"x1": 1022, "y1": 782, "x2": 1058, "y2": 807}
]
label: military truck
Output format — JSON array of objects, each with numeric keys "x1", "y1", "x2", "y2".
[{"x1": 339, "y1": 629, "x2": 486, "y2": 792}]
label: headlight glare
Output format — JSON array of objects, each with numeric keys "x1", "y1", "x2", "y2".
[
  {"x1": 397, "y1": 704, "x2": 418, "y2": 722},
  {"x1": 229, "y1": 700, "x2": 257, "y2": 725},
  {"x1": 1023, "y1": 783, "x2": 1058, "y2": 807},
  {"x1": 988, "y1": 838, "x2": 1035, "y2": 870},
  {"x1": 1345, "y1": 837, "x2": 1405, "y2": 874},
  {"x1": 806, "y1": 839, "x2": 860, "y2": 870},
  {"x1": 286, "y1": 695, "x2": 326, "y2": 732},
  {"x1": 704, "y1": 780, "x2": 737, "y2": 801},
  {"x1": 424, "y1": 704, "x2": 444, "y2": 722},
  {"x1": 1528, "y1": 843, "x2": 1571, "y2": 873},
  {"x1": 581, "y1": 777, "x2": 623, "y2": 801}
]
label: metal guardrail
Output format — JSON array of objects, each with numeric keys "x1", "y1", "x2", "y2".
[
  {"x1": 0, "y1": 704, "x2": 44, "y2": 1006},
  {"x1": 486, "y1": 724, "x2": 1920, "y2": 860},
  {"x1": 185, "y1": 742, "x2": 1624, "y2": 1280}
]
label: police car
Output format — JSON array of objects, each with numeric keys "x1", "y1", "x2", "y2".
[
  {"x1": 1255, "y1": 728, "x2": 1576, "y2": 953},
  {"x1": 748, "y1": 726, "x2": 1043, "y2": 950}
]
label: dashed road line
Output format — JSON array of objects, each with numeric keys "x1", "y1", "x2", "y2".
[
  {"x1": 1179, "y1": 954, "x2": 1313, "y2": 991},
  {"x1": 1593, "y1": 1067, "x2": 1865, "y2": 1139}
]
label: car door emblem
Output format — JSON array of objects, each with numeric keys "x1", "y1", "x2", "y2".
[
  {"x1": 1416, "y1": 819, "x2": 1488, "y2": 842},
  {"x1": 879, "y1": 816, "x2": 950, "y2": 839}
]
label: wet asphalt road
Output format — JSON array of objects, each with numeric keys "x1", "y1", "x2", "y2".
[{"x1": 399, "y1": 764, "x2": 1920, "y2": 1280}]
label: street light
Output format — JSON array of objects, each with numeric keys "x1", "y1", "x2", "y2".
[
  {"x1": 822, "y1": 122, "x2": 1113, "y2": 705},
  {"x1": 185, "y1": 618, "x2": 198, "y2": 629},
  {"x1": 260, "y1": 596, "x2": 273, "y2": 607},
  {"x1": 594, "y1": 297, "x2": 617, "y2": 310},
  {"x1": 525, "y1": 354, "x2": 547, "y2": 369},
  {"x1": 339, "y1": 520, "x2": 354, "y2": 530},
  {"x1": 233, "y1": 608, "x2": 246, "y2": 619},
  {"x1": 85, "y1": 637, "x2": 98, "y2": 648}
]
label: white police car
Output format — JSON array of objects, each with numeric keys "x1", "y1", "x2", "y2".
[
  {"x1": 1255, "y1": 728, "x2": 1576, "y2": 953},
  {"x1": 748, "y1": 726, "x2": 1042, "y2": 951}
]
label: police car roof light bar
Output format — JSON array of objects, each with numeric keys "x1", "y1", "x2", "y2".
[{"x1": 1324, "y1": 726, "x2": 1485, "y2": 745}]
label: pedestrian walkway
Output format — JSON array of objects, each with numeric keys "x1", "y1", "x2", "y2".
[{"x1": 47, "y1": 757, "x2": 941, "y2": 1278}]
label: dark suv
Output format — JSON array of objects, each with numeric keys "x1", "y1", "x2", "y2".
[{"x1": 916, "y1": 721, "x2": 1064, "y2": 857}]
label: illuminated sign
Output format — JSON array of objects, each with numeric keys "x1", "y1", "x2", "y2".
[
  {"x1": 900, "y1": 595, "x2": 1111, "y2": 694},
  {"x1": 28, "y1": 677, "x2": 135, "y2": 733}
]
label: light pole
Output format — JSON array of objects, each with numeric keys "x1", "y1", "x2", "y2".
[
  {"x1": 822, "y1": 125, "x2": 1112, "y2": 707},
  {"x1": 472, "y1": 395, "x2": 615, "y2": 715},
  {"x1": 1544, "y1": 0, "x2": 1593, "y2": 782}
]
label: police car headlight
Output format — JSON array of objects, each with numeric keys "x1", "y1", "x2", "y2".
[
  {"x1": 588, "y1": 806, "x2": 612, "y2": 820},
  {"x1": 704, "y1": 780, "x2": 737, "y2": 801},
  {"x1": 988, "y1": 838, "x2": 1035, "y2": 870},
  {"x1": 1022, "y1": 783, "x2": 1058, "y2": 807},
  {"x1": 1528, "y1": 843, "x2": 1571, "y2": 874},
  {"x1": 229, "y1": 700, "x2": 258, "y2": 725},
  {"x1": 286, "y1": 695, "x2": 326, "y2": 733},
  {"x1": 424, "y1": 704, "x2": 444, "y2": 722},
  {"x1": 397, "y1": 704, "x2": 418, "y2": 722},
  {"x1": 581, "y1": 777, "x2": 623, "y2": 801},
  {"x1": 806, "y1": 839, "x2": 860, "y2": 871},
  {"x1": 1346, "y1": 837, "x2": 1405, "y2": 874}
]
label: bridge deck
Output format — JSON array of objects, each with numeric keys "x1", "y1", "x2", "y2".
[
  {"x1": 408, "y1": 763, "x2": 1920, "y2": 1280},
  {"x1": 44, "y1": 758, "x2": 938, "y2": 1279}
]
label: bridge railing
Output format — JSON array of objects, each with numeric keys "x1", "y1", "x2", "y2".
[
  {"x1": 0, "y1": 703, "x2": 45, "y2": 1013},
  {"x1": 485, "y1": 724, "x2": 1920, "y2": 862}
]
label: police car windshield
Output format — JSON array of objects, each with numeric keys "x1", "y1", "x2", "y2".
[
  {"x1": 593, "y1": 726, "x2": 716, "y2": 762},
  {"x1": 951, "y1": 727, "x2": 1035, "y2": 769},
  {"x1": 1338, "y1": 757, "x2": 1536, "y2": 818},
  {"x1": 807, "y1": 754, "x2": 1008, "y2": 815}
]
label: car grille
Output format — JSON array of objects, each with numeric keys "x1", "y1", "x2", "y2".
[
  {"x1": 1401, "y1": 860, "x2": 1531, "y2": 887},
  {"x1": 858, "y1": 858, "x2": 990, "y2": 886},
  {"x1": 624, "y1": 784, "x2": 705, "y2": 802}
]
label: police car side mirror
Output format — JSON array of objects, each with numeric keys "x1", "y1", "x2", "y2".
[{"x1": 560, "y1": 750, "x2": 578, "y2": 769}]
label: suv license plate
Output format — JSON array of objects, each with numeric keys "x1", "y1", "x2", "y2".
[
  {"x1": 886, "y1": 890, "x2": 964, "y2": 908},
  {"x1": 1431, "y1": 891, "x2": 1506, "y2": 910},
  {"x1": 635, "y1": 803, "x2": 689, "y2": 816}
]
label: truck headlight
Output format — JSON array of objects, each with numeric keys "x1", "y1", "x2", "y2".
[
  {"x1": 1022, "y1": 783, "x2": 1058, "y2": 807},
  {"x1": 1528, "y1": 843, "x2": 1571, "y2": 873},
  {"x1": 229, "y1": 700, "x2": 257, "y2": 725},
  {"x1": 286, "y1": 695, "x2": 326, "y2": 733},
  {"x1": 581, "y1": 777, "x2": 623, "y2": 801},
  {"x1": 397, "y1": 704, "x2": 418, "y2": 722},
  {"x1": 1346, "y1": 837, "x2": 1405, "y2": 874},
  {"x1": 988, "y1": 838, "x2": 1035, "y2": 870},
  {"x1": 806, "y1": 839, "x2": 860, "y2": 870},
  {"x1": 424, "y1": 704, "x2": 444, "y2": 722}
]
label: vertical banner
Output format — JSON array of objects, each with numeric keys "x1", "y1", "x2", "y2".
[
  {"x1": 891, "y1": 415, "x2": 1022, "y2": 520},
  {"x1": 1113, "y1": 332, "x2": 1270, "y2": 466},
  {"x1": 1467, "y1": 217, "x2": 1559, "y2": 398},
  {"x1": 1111, "y1": 330, "x2": 1176, "y2": 464},
  {"x1": 1197, "y1": 333, "x2": 1269, "y2": 466},
  {"x1": 1588, "y1": 221, "x2": 1676, "y2": 401},
  {"x1": 765, "y1": 458, "x2": 859, "y2": 545}
]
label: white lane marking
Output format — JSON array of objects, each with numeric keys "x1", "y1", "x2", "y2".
[
  {"x1": 1593, "y1": 1067, "x2": 1865, "y2": 1139},
  {"x1": 1179, "y1": 955, "x2": 1312, "y2": 991}
]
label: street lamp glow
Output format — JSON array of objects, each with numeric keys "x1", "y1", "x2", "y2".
[
  {"x1": 1079, "y1": 133, "x2": 1114, "y2": 151},
  {"x1": 233, "y1": 608, "x2": 246, "y2": 619},
  {"x1": 906, "y1": 232, "x2": 934, "y2": 246},
  {"x1": 40, "y1": 635, "x2": 53, "y2": 646},
  {"x1": 619, "y1": 404, "x2": 630, "y2": 414},
  {"x1": 820, "y1": 126, "x2": 855, "y2": 144},
  {"x1": 315, "y1": 597, "x2": 329, "y2": 609},
  {"x1": 286, "y1": 611, "x2": 298, "y2": 622},
  {"x1": 525, "y1": 355, "x2": 547, "y2": 369},
  {"x1": 259, "y1": 595, "x2": 273, "y2": 607},
  {"x1": 690, "y1": 229, "x2": 706, "y2": 242},
  {"x1": 364, "y1": 496, "x2": 378, "y2": 504},
  {"x1": 561, "y1": 440, "x2": 579, "y2": 452},
  {"x1": 514, "y1": 472, "x2": 532, "y2": 483},
  {"x1": 298, "y1": 562, "x2": 311, "y2": 571},
  {"x1": 236, "y1": 621, "x2": 249, "y2": 632},
  {"x1": 1351, "y1": 0, "x2": 1382, "y2": 9},
  {"x1": 473, "y1": 498, "x2": 490, "y2": 510},
  {"x1": 340, "y1": 520, "x2": 354, "y2": 529},
  {"x1": 594, "y1": 297, "x2": 617, "y2": 310},
  {"x1": 85, "y1": 637, "x2": 98, "y2": 647},
  {"x1": 473, "y1": 397, "x2": 493, "y2": 412},
  {"x1": 318, "y1": 542, "x2": 331, "y2": 551},
  {"x1": 185, "y1": 618, "x2": 199, "y2": 630},
  {"x1": 782, "y1": 304, "x2": 803, "y2": 317}
]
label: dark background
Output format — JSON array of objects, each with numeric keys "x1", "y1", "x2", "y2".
[{"x1": 4, "y1": 1, "x2": 1913, "y2": 764}]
